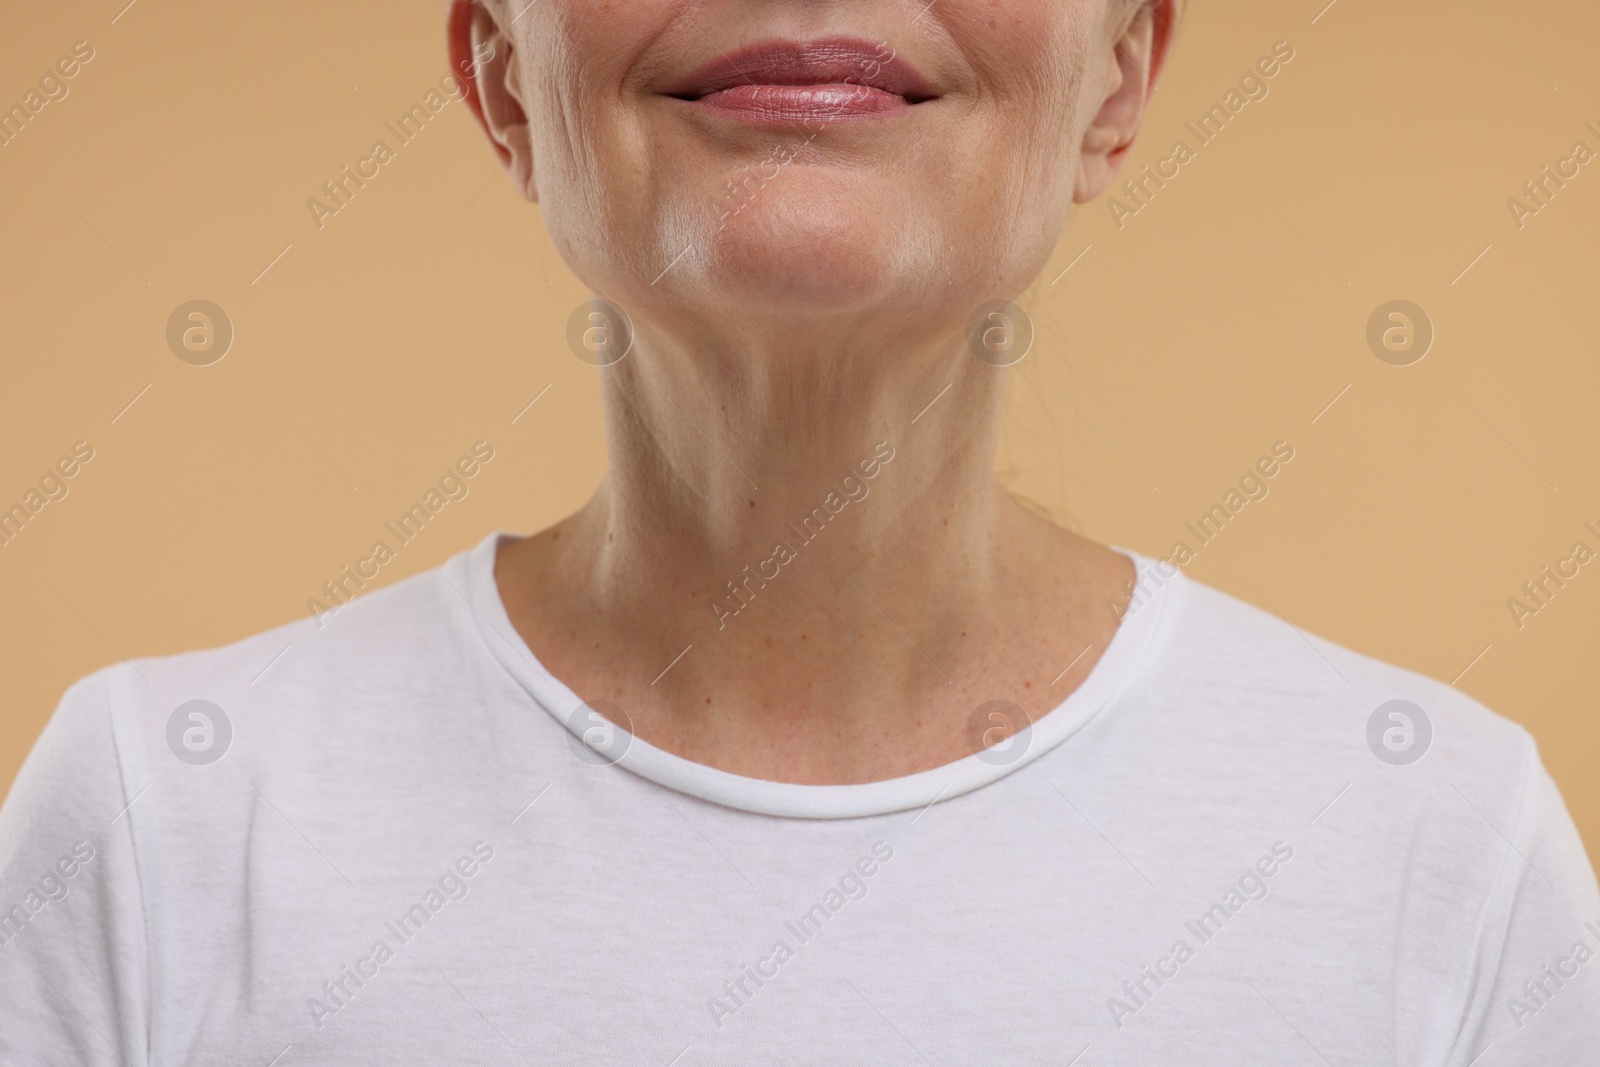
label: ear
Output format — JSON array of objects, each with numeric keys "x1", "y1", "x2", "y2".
[
  {"x1": 448, "y1": 0, "x2": 537, "y2": 201},
  {"x1": 1075, "y1": 1, "x2": 1178, "y2": 204}
]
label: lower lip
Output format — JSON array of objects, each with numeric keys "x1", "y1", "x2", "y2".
[{"x1": 681, "y1": 83, "x2": 915, "y2": 122}]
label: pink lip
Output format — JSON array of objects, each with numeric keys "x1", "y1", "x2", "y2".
[{"x1": 664, "y1": 37, "x2": 938, "y2": 123}]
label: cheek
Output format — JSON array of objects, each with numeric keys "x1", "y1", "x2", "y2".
[
  {"x1": 936, "y1": 2, "x2": 1097, "y2": 244},
  {"x1": 943, "y1": 0, "x2": 1095, "y2": 130},
  {"x1": 522, "y1": 2, "x2": 689, "y2": 289}
]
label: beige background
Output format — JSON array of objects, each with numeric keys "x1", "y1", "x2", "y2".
[{"x1": 2, "y1": 1, "x2": 1596, "y2": 856}]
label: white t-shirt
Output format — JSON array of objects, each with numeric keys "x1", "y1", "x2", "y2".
[{"x1": 2, "y1": 532, "x2": 1597, "y2": 1065}]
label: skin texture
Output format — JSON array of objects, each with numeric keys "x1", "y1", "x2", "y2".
[{"x1": 449, "y1": 0, "x2": 1177, "y2": 784}]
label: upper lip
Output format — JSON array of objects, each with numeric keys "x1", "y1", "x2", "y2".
[{"x1": 664, "y1": 37, "x2": 939, "y2": 103}]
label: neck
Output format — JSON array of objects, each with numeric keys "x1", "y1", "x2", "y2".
[
  {"x1": 496, "y1": 317, "x2": 1133, "y2": 783},
  {"x1": 601, "y1": 313, "x2": 1005, "y2": 587}
]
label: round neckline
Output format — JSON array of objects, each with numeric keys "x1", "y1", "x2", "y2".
[{"x1": 450, "y1": 530, "x2": 1185, "y2": 820}]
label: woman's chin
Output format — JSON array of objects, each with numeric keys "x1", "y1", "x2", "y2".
[{"x1": 691, "y1": 192, "x2": 933, "y2": 317}]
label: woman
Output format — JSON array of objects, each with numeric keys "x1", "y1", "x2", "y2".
[{"x1": 2, "y1": 0, "x2": 1596, "y2": 1063}]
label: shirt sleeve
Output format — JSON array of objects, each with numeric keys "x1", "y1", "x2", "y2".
[
  {"x1": 0, "y1": 668, "x2": 150, "y2": 1067},
  {"x1": 1449, "y1": 741, "x2": 1600, "y2": 1066}
]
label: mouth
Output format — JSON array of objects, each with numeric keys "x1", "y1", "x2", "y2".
[{"x1": 663, "y1": 37, "x2": 940, "y2": 123}]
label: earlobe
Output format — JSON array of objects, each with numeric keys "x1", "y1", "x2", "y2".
[{"x1": 447, "y1": 0, "x2": 538, "y2": 202}]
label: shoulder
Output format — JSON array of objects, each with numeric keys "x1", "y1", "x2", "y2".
[
  {"x1": 123, "y1": 551, "x2": 471, "y2": 711},
  {"x1": 20, "y1": 545, "x2": 497, "y2": 801},
  {"x1": 1135, "y1": 562, "x2": 1539, "y2": 824},
  {"x1": 1129, "y1": 566, "x2": 1599, "y2": 1059},
  {"x1": 1169, "y1": 566, "x2": 1528, "y2": 743}
]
